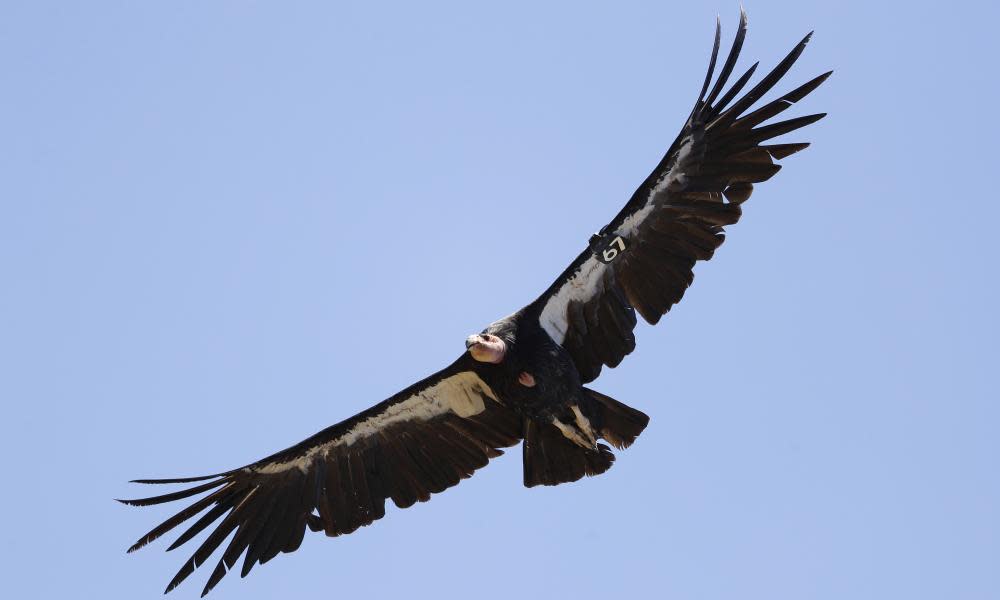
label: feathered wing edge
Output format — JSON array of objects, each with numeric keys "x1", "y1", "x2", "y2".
[
  {"x1": 119, "y1": 359, "x2": 520, "y2": 596},
  {"x1": 539, "y1": 9, "x2": 830, "y2": 383}
]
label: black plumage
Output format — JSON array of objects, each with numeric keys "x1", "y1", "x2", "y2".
[{"x1": 121, "y1": 10, "x2": 829, "y2": 595}]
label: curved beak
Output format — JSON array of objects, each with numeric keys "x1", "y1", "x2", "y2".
[{"x1": 466, "y1": 334, "x2": 506, "y2": 364}]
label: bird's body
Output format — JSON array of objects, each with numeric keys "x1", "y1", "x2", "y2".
[
  {"x1": 474, "y1": 310, "x2": 627, "y2": 483},
  {"x1": 121, "y1": 11, "x2": 830, "y2": 596},
  {"x1": 480, "y1": 310, "x2": 583, "y2": 421}
]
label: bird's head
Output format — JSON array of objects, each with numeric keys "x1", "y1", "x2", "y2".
[{"x1": 465, "y1": 333, "x2": 507, "y2": 364}]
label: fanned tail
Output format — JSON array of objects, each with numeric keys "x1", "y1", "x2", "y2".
[
  {"x1": 522, "y1": 419, "x2": 615, "y2": 488},
  {"x1": 521, "y1": 390, "x2": 648, "y2": 488},
  {"x1": 585, "y1": 388, "x2": 650, "y2": 450}
]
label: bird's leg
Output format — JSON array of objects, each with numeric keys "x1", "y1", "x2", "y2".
[
  {"x1": 518, "y1": 372, "x2": 536, "y2": 387},
  {"x1": 570, "y1": 405, "x2": 597, "y2": 446},
  {"x1": 551, "y1": 417, "x2": 595, "y2": 449}
]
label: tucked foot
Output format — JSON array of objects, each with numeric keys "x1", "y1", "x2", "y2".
[
  {"x1": 518, "y1": 371, "x2": 536, "y2": 387},
  {"x1": 551, "y1": 417, "x2": 594, "y2": 449}
]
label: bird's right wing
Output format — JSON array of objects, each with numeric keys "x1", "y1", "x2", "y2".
[{"x1": 120, "y1": 354, "x2": 520, "y2": 596}]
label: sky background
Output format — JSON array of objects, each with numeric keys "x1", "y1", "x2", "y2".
[{"x1": 2, "y1": 1, "x2": 998, "y2": 598}]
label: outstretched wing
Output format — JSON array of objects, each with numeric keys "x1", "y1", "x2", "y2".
[
  {"x1": 533, "y1": 11, "x2": 830, "y2": 382},
  {"x1": 119, "y1": 354, "x2": 520, "y2": 596}
]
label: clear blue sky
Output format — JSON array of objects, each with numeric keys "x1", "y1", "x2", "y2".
[{"x1": 2, "y1": 1, "x2": 998, "y2": 598}]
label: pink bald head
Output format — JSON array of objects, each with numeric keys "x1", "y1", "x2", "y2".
[{"x1": 466, "y1": 333, "x2": 506, "y2": 364}]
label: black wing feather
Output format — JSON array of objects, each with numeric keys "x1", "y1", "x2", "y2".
[
  {"x1": 121, "y1": 355, "x2": 520, "y2": 595},
  {"x1": 535, "y1": 12, "x2": 829, "y2": 382},
  {"x1": 703, "y1": 9, "x2": 749, "y2": 109}
]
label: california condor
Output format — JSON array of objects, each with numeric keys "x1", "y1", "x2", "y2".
[{"x1": 121, "y1": 10, "x2": 829, "y2": 596}]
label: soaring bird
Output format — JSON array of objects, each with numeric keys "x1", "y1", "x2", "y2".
[{"x1": 121, "y1": 11, "x2": 829, "y2": 596}]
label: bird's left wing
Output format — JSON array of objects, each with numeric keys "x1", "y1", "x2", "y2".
[
  {"x1": 533, "y1": 12, "x2": 829, "y2": 382},
  {"x1": 120, "y1": 354, "x2": 520, "y2": 596}
]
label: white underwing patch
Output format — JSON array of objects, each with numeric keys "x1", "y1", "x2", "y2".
[
  {"x1": 538, "y1": 134, "x2": 693, "y2": 345},
  {"x1": 619, "y1": 134, "x2": 693, "y2": 237},
  {"x1": 449, "y1": 378, "x2": 487, "y2": 417},
  {"x1": 538, "y1": 255, "x2": 607, "y2": 343},
  {"x1": 254, "y1": 372, "x2": 497, "y2": 474}
]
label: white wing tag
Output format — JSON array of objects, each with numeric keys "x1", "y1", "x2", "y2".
[{"x1": 591, "y1": 234, "x2": 628, "y2": 264}]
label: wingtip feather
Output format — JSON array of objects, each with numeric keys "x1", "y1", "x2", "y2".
[
  {"x1": 130, "y1": 474, "x2": 220, "y2": 484},
  {"x1": 695, "y1": 17, "x2": 723, "y2": 108},
  {"x1": 117, "y1": 478, "x2": 228, "y2": 507}
]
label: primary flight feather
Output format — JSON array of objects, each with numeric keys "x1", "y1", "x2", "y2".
[{"x1": 121, "y1": 10, "x2": 829, "y2": 595}]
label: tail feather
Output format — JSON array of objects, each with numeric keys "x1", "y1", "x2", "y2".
[
  {"x1": 521, "y1": 390, "x2": 649, "y2": 488},
  {"x1": 585, "y1": 388, "x2": 650, "y2": 450},
  {"x1": 522, "y1": 419, "x2": 614, "y2": 488}
]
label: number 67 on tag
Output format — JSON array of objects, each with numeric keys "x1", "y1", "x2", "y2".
[{"x1": 592, "y1": 235, "x2": 627, "y2": 264}]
